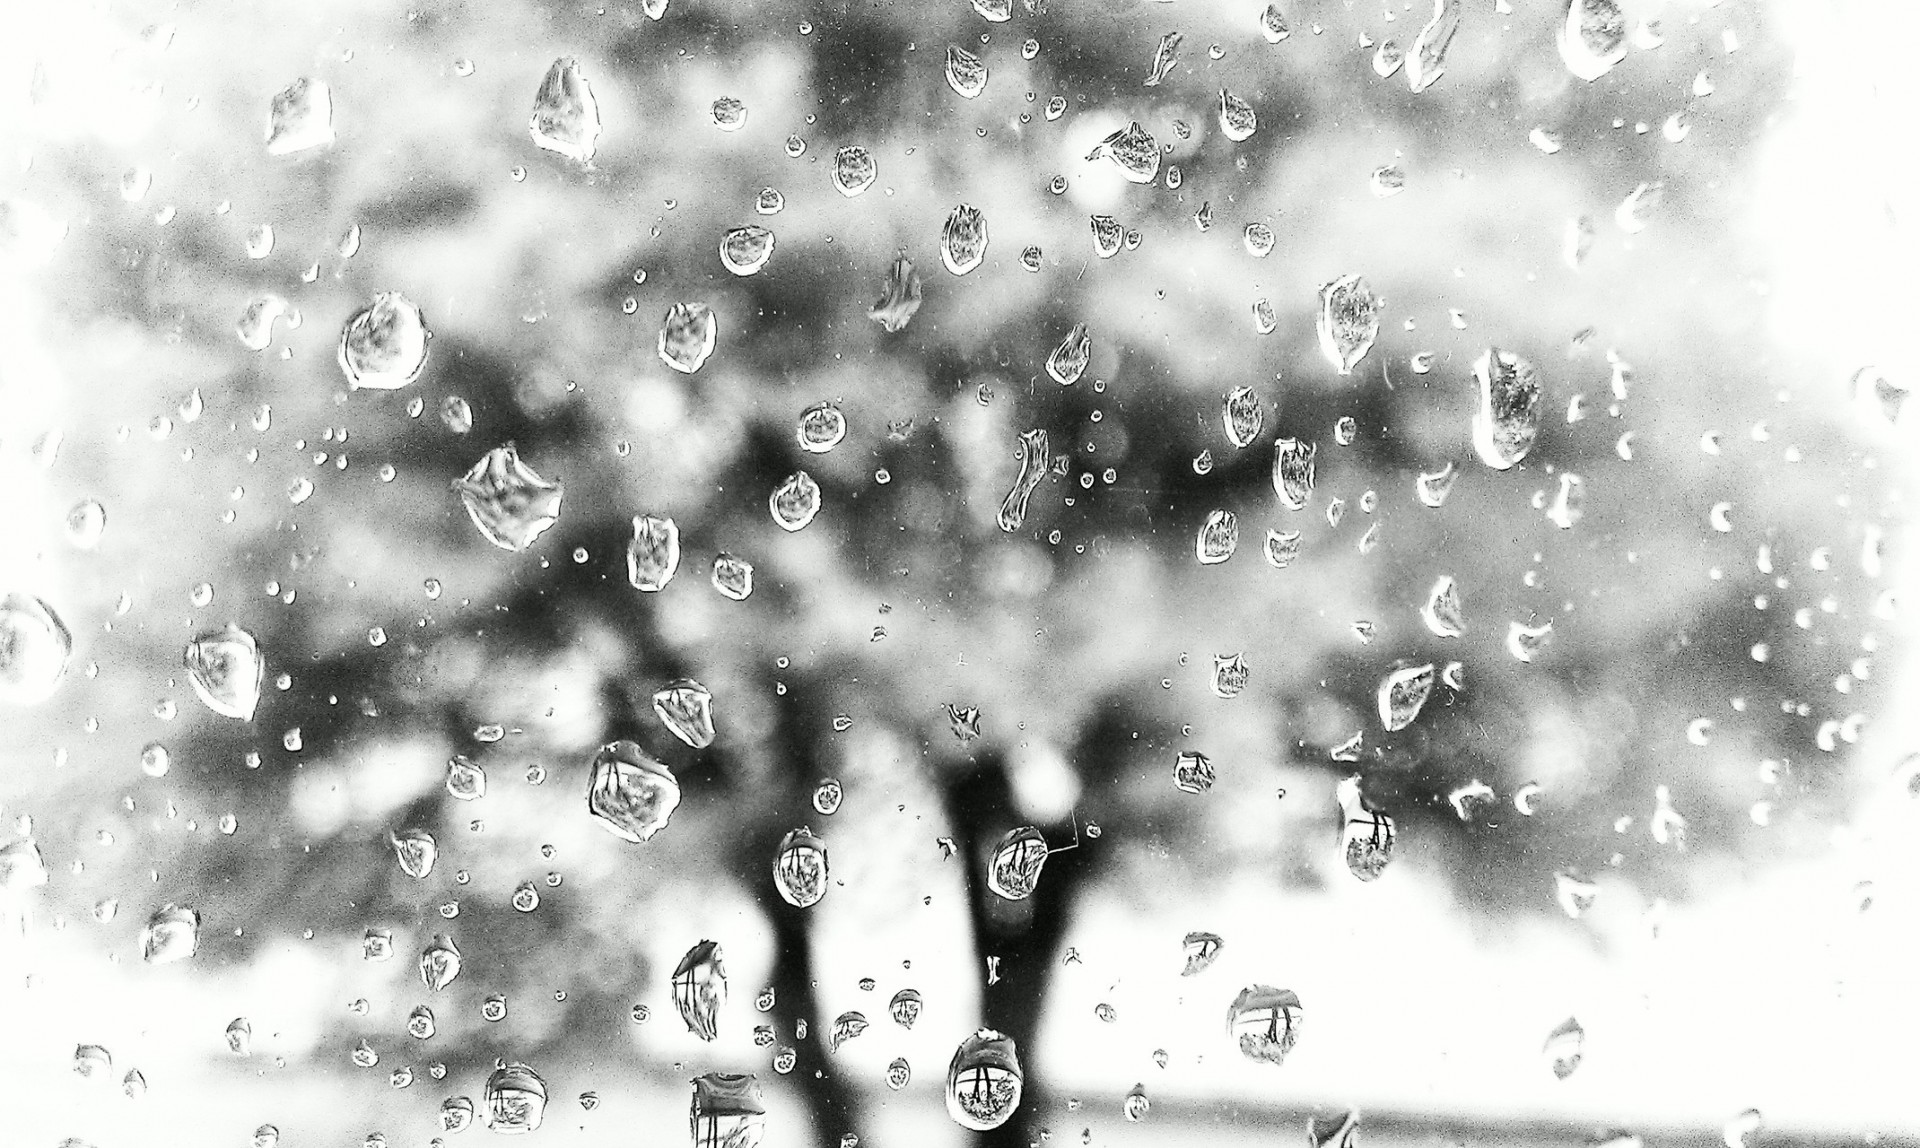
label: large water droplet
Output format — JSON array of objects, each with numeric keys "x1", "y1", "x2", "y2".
[
  {"x1": 770, "y1": 471, "x2": 823, "y2": 532},
  {"x1": 1309, "y1": 1110, "x2": 1360, "y2": 1148},
  {"x1": 868, "y1": 253, "x2": 922, "y2": 332},
  {"x1": 484, "y1": 1062, "x2": 549, "y2": 1134},
  {"x1": 1144, "y1": 32, "x2": 1182, "y2": 85},
  {"x1": 945, "y1": 46, "x2": 989, "y2": 98},
  {"x1": 712, "y1": 553, "x2": 755, "y2": 601},
  {"x1": 1123, "y1": 1084, "x2": 1150, "y2": 1122},
  {"x1": 997, "y1": 429, "x2": 1050, "y2": 533},
  {"x1": 987, "y1": 826, "x2": 1049, "y2": 901},
  {"x1": 183, "y1": 624, "x2": 263, "y2": 721},
  {"x1": 139, "y1": 903, "x2": 199, "y2": 964},
  {"x1": 225, "y1": 1017, "x2": 252, "y2": 1056},
  {"x1": 720, "y1": 226, "x2": 776, "y2": 276},
  {"x1": 1377, "y1": 661, "x2": 1436, "y2": 731},
  {"x1": 672, "y1": 940, "x2": 728, "y2": 1041},
  {"x1": 1086, "y1": 122, "x2": 1160, "y2": 184},
  {"x1": 1407, "y1": 0, "x2": 1462, "y2": 92},
  {"x1": 1090, "y1": 214, "x2": 1124, "y2": 258},
  {"x1": 1559, "y1": 0, "x2": 1628, "y2": 81},
  {"x1": 1337, "y1": 774, "x2": 1395, "y2": 881},
  {"x1": 691, "y1": 1073, "x2": 765, "y2": 1148},
  {"x1": 1196, "y1": 510, "x2": 1239, "y2": 565},
  {"x1": 1264, "y1": 530, "x2": 1302, "y2": 569},
  {"x1": 529, "y1": 58, "x2": 600, "y2": 163},
  {"x1": 773, "y1": 828, "x2": 829, "y2": 907},
  {"x1": 452, "y1": 443, "x2": 563, "y2": 552},
  {"x1": 1218, "y1": 90, "x2": 1257, "y2": 141},
  {"x1": 797, "y1": 403, "x2": 848, "y2": 453},
  {"x1": 945, "y1": 1030, "x2": 1023, "y2": 1131},
  {"x1": 587, "y1": 740, "x2": 681, "y2": 843},
  {"x1": 658, "y1": 303, "x2": 719, "y2": 374},
  {"x1": 0, "y1": 593, "x2": 72, "y2": 705},
  {"x1": 338, "y1": 293, "x2": 430, "y2": 390},
  {"x1": 1211, "y1": 652, "x2": 1249, "y2": 699},
  {"x1": 1472, "y1": 348, "x2": 1542, "y2": 470},
  {"x1": 1272, "y1": 438, "x2": 1317, "y2": 510},
  {"x1": 653, "y1": 679, "x2": 716, "y2": 748},
  {"x1": 941, "y1": 204, "x2": 989, "y2": 275},
  {"x1": 1317, "y1": 275, "x2": 1380, "y2": 375},
  {"x1": 832, "y1": 146, "x2": 877, "y2": 197},
  {"x1": 830, "y1": 1011, "x2": 870, "y2": 1053},
  {"x1": 265, "y1": 77, "x2": 334, "y2": 155},
  {"x1": 886, "y1": 1058, "x2": 912, "y2": 1090},
  {"x1": 1506, "y1": 618, "x2": 1554, "y2": 662},
  {"x1": 1172, "y1": 751, "x2": 1216, "y2": 794},
  {"x1": 628, "y1": 514, "x2": 682, "y2": 591},
  {"x1": 1226, "y1": 985, "x2": 1303, "y2": 1066},
  {"x1": 236, "y1": 294, "x2": 295, "y2": 351},
  {"x1": 1046, "y1": 324, "x2": 1092, "y2": 386}
]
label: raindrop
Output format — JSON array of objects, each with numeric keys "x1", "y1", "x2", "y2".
[
  {"x1": 1559, "y1": 0, "x2": 1628, "y2": 81},
  {"x1": 1263, "y1": 530, "x2": 1302, "y2": 569},
  {"x1": 711, "y1": 96, "x2": 749, "y2": 131},
  {"x1": 1046, "y1": 325, "x2": 1093, "y2": 386},
  {"x1": 1337, "y1": 774, "x2": 1395, "y2": 881},
  {"x1": 338, "y1": 293, "x2": 431, "y2": 390},
  {"x1": 755, "y1": 187, "x2": 785, "y2": 215},
  {"x1": 265, "y1": 77, "x2": 335, "y2": 155},
  {"x1": 832, "y1": 146, "x2": 878, "y2": 197},
  {"x1": 997, "y1": 429, "x2": 1051, "y2": 532},
  {"x1": 1416, "y1": 462, "x2": 1459, "y2": 507},
  {"x1": 830, "y1": 1011, "x2": 870, "y2": 1053},
  {"x1": 1406, "y1": 0, "x2": 1462, "y2": 92},
  {"x1": 1044, "y1": 96, "x2": 1067, "y2": 121},
  {"x1": 1243, "y1": 223, "x2": 1276, "y2": 258},
  {"x1": 672, "y1": 940, "x2": 728, "y2": 1042},
  {"x1": 484, "y1": 1063, "x2": 548, "y2": 1133},
  {"x1": 1310, "y1": 1111, "x2": 1360, "y2": 1148},
  {"x1": 139, "y1": 904, "x2": 200, "y2": 964},
  {"x1": 1317, "y1": 275, "x2": 1380, "y2": 375},
  {"x1": 1211, "y1": 653, "x2": 1249, "y2": 699},
  {"x1": 140, "y1": 743, "x2": 169, "y2": 777},
  {"x1": 511, "y1": 882, "x2": 539, "y2": 912},
  {"x1": 407, "y1": 1006, "x2": 436, "y2": 1040},
  {"x1": 1615, "y1": 182, "x2": 1663, "y2": 233},
  {"x1": 987, "y1": 826, "x2": 1049, "y2": 901},
  {"x1": 773, "y1": 828, "x2": 829, "y2": 907},
  {"x1": 890, "y1": 988, "x2": 923, "y2": 1028},
  {"x1": 1123, "y1": 1084, "x2": 1150, "y2": 1122},
  {"x1": 886, "y1": 1058, "x2": 912, "y2": 1090},
  {"x1": 1543, "y1": 1017, "x2": 1584, "y2": 1080},
  {"x1": 529, "y1": 58, "x2": 600, "y2": 163},
  {"x1": 1181, "y1": 931, "x2": 1224, "y2": 976},
  {"x1": 1218, "y1": 91, "x2": 1257, "y2": 141},
  {"x1": 236, "y1": 294, "x2": 294, "y2": 351},
  {"x1": 1144, "y1": 33, "x2": 1182, "y2": 86},
  {"x1": 445, "y1": 755, "x2": 486, "y2": 800},
  {"x1": 1196, "y1": 511, "x2": 1239, "y2": 565},
  {"x1": 1373, "y1": 39, "x2": 1405, "y2": 78},
  {"x1": 1421, "y1": 576, "x2": 1464, "y2": 637},
  {"x1": 769, "y1": 471, "x2": 823, "y2": 532},
  {"x1": 946, "y1": 46, "x2": 989, "y2": 98},
  {"x1": 945, "y1": 1030, "x2": 1024, "y2": 1131},
  {"x1": 74, "y1": 1044, "x2": 112, "y2": 1079},
  {"x1": 869, "y1": 253, "x2": 923, "y2": 332},
  {"x1": 1260, "y1": 5, "x2": 1290, "y2": 42},
  {"x1": 720, "y1": 226, "x2": 776, "y2": 276},
  {"x1": 1547, "y1": 473, "x2": 1585, "y2": 529},
  {"x1": 628, "y1": 515, "x2": 682, "y2": 592},
  {"x1": 813, "y1": 777, "x2": 844, "y2": 815},
  {"x1": 225, "y1": 1017, "x2": 252, "y2": 1056},
  {"x1": 658, "y1": 302, "x2": 719, "y2": 374},
  {"x1": 1370, "y1": 165, "x2": 1405, "y2": 197},
  {"x1": 452, "y1": 443, "x2": 563, "y2": 553},
  {"x1": 1507, "y1": 619, "x2": 1554, "y2": 662},
  {"x1": 1554, "y1": 870, "x2": 1598, "y2": 917},
  {"x1": 1086, "y1": 122, "x2": 1160, "y2": 184},
  {"x1": 586, "y1": 740, "x2": 681, "y2": 842},
  {"x1": 1272, "y1": 438, "x2": 1317, "y2": 510},
  {"x1": 941, "y1": 204, "x2": 990, "y2": 275},
  {"x1": 1377, "y1": 662, "x2": 1436, "y2": 731},
  {"x1": 797, "y1": 403, "x2": 848, "y2": 454},
  {"x1": 1172, "y1": 751, "x2": 1216, "y2": 794},
  {"x1": 183, "y1": 625, "x2": 263, "y2": 721},
  {"x1": 0, "y1": 594, "x2": 72, "y2": 705},
  {"x1": 1090, "y1": 214, "x2": 1124, "y2": 258},
  {"x1": 712, "y1": 553, "x2": 755, "y2": 601},
  {"x1": 1472, "y1": 348, "x2": 1543, "y2": 470},
  {"x1": 1723, "y1": 1110, "x2": 1763, "y2": 1148},
  {"x1": 1226, "y1": 985, "x2": 1303, "y2": 1065},
  {"x1": 440, "y1": 1096, "x2": 475, "y2": 1133}
]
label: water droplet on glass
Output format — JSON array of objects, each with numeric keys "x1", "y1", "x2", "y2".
[
  {"x1": 659, "y1": 302, "x2": 719, "y2": 373},
  {"x1": 1180, "y1": 930, "x2": 1224, "y2": 976},
  {"x1": 529, "y1": 58, "x2": 600, "y2": 162},
  {"x1": 1143, "y1": 32, "x2": 1182, "y2": 86},
  {"x1": 797, "y1": 403, "x2": 848, "y2": 453},
  {"x1": 829, "y1": 1011, "x2": 870, "y2": 1053},
  {"x1": 773, "y1": 828, "x2": 829, "y2": 907},
  {"x1": 139, "y1": 742, "x2": 170, "y2": 777},
  {"x1": 997, "y1": 428, "x2": 1051, "y2": 533},
  {"x1": 1211, "y1": 652, "x2": 1249, "y2": 698},
  {"x1": 720, "y1": 226, "x2": 776, "y2": 276},
  {"x1": 1218, "y1": 90, "x2": 1257, "y2": 142},
  {"x1": 709, "y1": 96, "x2": 748, "y2": 131},
  {"x1": 391, "y1": 828, "x2": 437, "y2": 879},
  {"x1": 1615, "y1": 181, "x2": 1662, "y2": 233},
  {"x1": 1226, "y1": 985, "x2": 1303, "y2": 1065},
  {"x1": 1046, "y1": 325, "x2": 1092, "y2": 386},
  {"x1": 627, "y1": 515, "x2": 681, "y2": 592},
  {"x1": 1723, "y1": 1110, "x2": 1763, "y2": 1148},
  {"x1": 868, "y1": 252, "x2": 922, "y2": 332},
  {"x1": 1089, "y1": 213, "x2": 1125, "y2": 258},
  {"x1": 224, "y1": 1017, "x2": 252, "y2": 1056},
  {"x1": 971, "y1": 0, "x2": 1012, "y2": 21},
  {"x1": 833, "y1": 145, "x2": 877, "y2": 197},
  {"x1": 1373, "y1": 39, "x2": 1405, "y2": 77},
  {"x1": 1420, "y1": 575, "x2": 1465, "y2": 637},
  {"x1": 439, "y1": 1096, "x2": 476, "y2": 1133},
  {"x1": 712, "y1": 553, "x2": 755, "y2": 601},
  {"x1": 886, "y1": 1058, "x2": 912, "y2": 1090},
  {"x1": 1260, "y1": 4, "x2": 1290, "y2": 41},
  {"x1": 1242, "y1": 223, "x2": 1276, "y2": 258},
  {"x1": 987, "y1": 826, "x2": 1049, "y2": 900},
  {"x1": 484, "y1": 1062, "x2": 548, "y2": 1133},
  {"x1": 1086, "y1": 122, "x2": 1160, "y2": 184},
  {"x1": 1309, "y1": 1110, "x2": 1360, "y2": 1148},
  {"x1": 1196, "y1": 511, "x2": 1239, "y2": 565},
  {"x1": 1122, "y1": 1084, "x2": 1150, "y2": 1122},
  {"x1": 1553, "y1": 869, "x2": 1598, "y2": 917},
  {"x1": 1337, "y1": 774, "x2": 1395, "y2": 881},
  {"x1": 452, "y1": 443, "x2": 563, "y2": 552},
  {"x1": 442, "y1": 754, "x2": 486, "y2": 801},
  {"x1": 0, "y1": 593, "x2": 72, "y2": 705},
  {"x1": 1507, "y1": 619, "x2": 1554, "y2": 662},
  {"x1": 1263, "y1": 530, "x2": 1302, "y2": 569},
  {"x1": 183, "y1": 624, "x2": 263, "y2": 720},
  {"x1": 946, "y1": 1030, "x2": 1023, "y2": 1131},
  {"x1": 939, "y1": 203, "x2": 990, "y2": 275},
  {"x1": 1406, "y1": 0, "x2": 1462, "y2": 92},
  {"x1": 265, "y1": 77, "x2": 334, "y2": 154},
  {"x1": 770, "y1": 471, "x2": 823, "y2": 532},
  {"x1": 945, "y1": 46, "x2": 989, "y2": 98},
  {"x1": 1378, "y1": 662, "x2": 1436, "y2": 731},
  {"x1": 1472, "y1": 348, "x2": 1542, "y2": 470},
  {"x1": 672, "y1": 940, "x2": 728, "y2": 1041},
  {"x1": 1317, "y1": 275, "x2": 1380, "y2": 375},
  {"x1": 1272, "y1": 438, "x2": 1317, "y2": 510},
  {"x1": 236, "y1": 294, "x2": 293, "y2": 351},
  {"x1": 690, "y1": 1073, "x2": 765, "y2": 1148},
  {"x1": 1565, "y1": 215, "x2": 1596, "y2": 268},
  {"x1": 1416, "y1": 462, "x2": 1459, "y2": 508},
  {"x1": 1559, "y1": 0, "x2": 1628, "y2": 80},
  {"x1": 139, "y1": 903, "x2": 199, "y2": 964},
  {"x1": 338, "y1": 292, "x2": 430, "y2": 390},
  {"x1": 1173, "y1": 751, "x2": 1216, "y2": 794},
  {"x1": 653, "y1": 679, "x2": 716, "y2": 749},
  {"x1": 74, "y1": 1044, "x2": 112, "y2": 1079},
  {"x1": 405, "y1": 1005, "x2": 436, "y2": 1040},
  {"x1": 587, "y1": 740, "x2": 681, "y2": 842},
  {"x1": 890, "y1": 988, "x2": 923, "y2": 1029},
  {"x1": 254, "y1": 1125, "x2": 282, "y2": 1148},
  {"x1": 510, "y1": 881, "x2": 540, "y2": 912},
  {"x1": 1543, "y1": 1016, "x2": 1584, "y2": 1079}
]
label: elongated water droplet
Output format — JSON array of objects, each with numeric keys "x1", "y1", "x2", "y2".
[
  {"x1": 1421, "y1": 576, "x2": 1464, "y2": 637},
  {"x1": 74, "y1": 1043, "x2": 112, "y2": 1079},
  {"x1": 868, "y1": 253, "x2": 922, "y2": 332},
  {"x1": 1226, "y1": 985, "x2": 1303, "y2": 1066},
  {"x1": 529, "y1": 58, "x2": 600, "y2": 163},
  {"x1": 1377, "y1": 661, "x2": 1436, "y2": 731},
  {"x1": 1144, "y1": 32, "x2": 1182, "y2": 85},
  {"x1": 672, "y1": 940, "x2": 727, "y2": 1041},
  {"x1": 997, "y1": 429, "x2": 1050, "y2": 532},
  {"x1": 945, "y1": 46, "x2": 989, "y2": 98},
  {"x1": 1272, "y1": 438, "x2": 1317, "y2": 510},
  {"x1": 653, "y1": 679, "x2": 716, "y2": 748},
  {"x1": 773, "y1": 828, "x2": 828, "y2": 907},
  {"x1": 1543, "y1": 1017, "x2": 1584, "y2": 1079},
  {"x1": 1560, "y1": 0, "x2": 1628, "y2": 81},
  {"x1": 140, "y1": 904, "x2": 199, "y2": 964},
  {"x1": 485, "y1": 1062, "x2": 548, "y2": 1133},
  {"x1": 1196, "y1": 511, "x2": 1238, "y2": 565},
  {"x1": 1317, "y1": 275, "x2": 1380, "y2": 375},
  {"x1": 691, "y1": 1073, "x2": 764, "y2": 1148},
  {"x1": 768, "y1": 471, "x2": 822, "y2": 532},
  {"x1": 659, "y1": 303, "x2": 718, "y2": 374},
  {"x1": 445, "y1": 754, "x2": 486, "y2": 800},
  {"x1": 1046, "y1": 324, "x2": 1092, "y2": 386},
  {"x1": 628, "y1": 514, "x2": 681, "y2": 591},
  {"x1": 265, "y1": 78, "x2": 334, "y2": 155},
  {"x1": 720, "y1": 226, "x2": 775, "y2": 276},
  {"x1": 1472, "y1": 348, "x2": 1542, "y2": 470},
  {"x1": 832, "y1": 146, "x2": 877, "y2": 197},
  {"x1": 830, "y1": 1011, "x2": 869, "y2": 1053},
  {"x1": 945, "y1": 1030, "x2": 1023, "y2": 1131},
  {"x1": 338, "y1": 292, "x2": 430, "y2": 390},
  {"x1": 0, "y1": 593, "x2": 72, "y2": 705},
  {"x1": 1337, "y1": 774, "x2": 1395, "y2": 881},
  {"x1": 1406, "y1": 0, "x2": 1462, "y2": 92},
  {"x1": 587, "y1": 740, "x2": 681, "y2": 842},
  {"x1": 1086, "y1": 122, "x2": 1160, "y2": 184},
  {"x1": 183, "y1": 624, "x2": 263, "y2": 721},
  {"x1": 941, "y1": 204, "x2": 989, "y2": 275},
  {"x1": 453, "y1": 444, "x2": 562, "y2": 552},
  {"x1": 1218, "y1": 90, "x2": 1257, "y2": 142},
  {"x1": 987, "y1": 826, "x2": 1048, "y2": 901}
]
